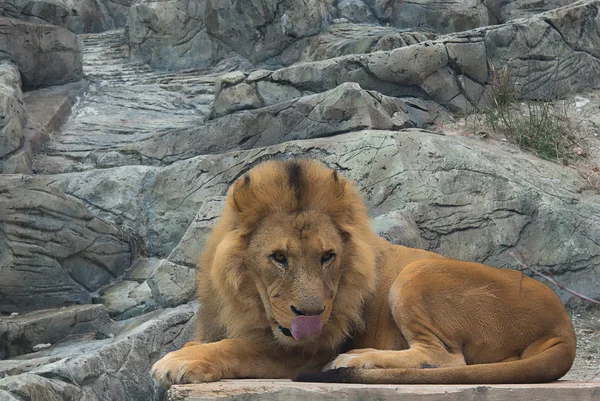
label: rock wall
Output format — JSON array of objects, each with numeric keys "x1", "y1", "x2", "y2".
[
  {"x1": 0, "y1": 0, "x2": 137, "y2": 32},
  {"x1": 0, "y1": 61, "x2": 27, "y2": 173},
  {"x1": 0, "y1": 175, "x2": 135, "y2": 313},
  {"x1": 126, "y1": 0, "x2": 584, "y2": 70},
  {"x1": 0, "y1": 17, "x2": 83, "y2": 89},
  {"x1": 43, "y1": 130, "x2": 600, "y2": 306}
]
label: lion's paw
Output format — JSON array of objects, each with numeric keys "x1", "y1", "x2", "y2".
[
  {"x1": 323, "y1": 350, "x2": 378, "y2": 370},
  {"x1": 151, "y1": 348, "x2": 221, "y2": 387}
]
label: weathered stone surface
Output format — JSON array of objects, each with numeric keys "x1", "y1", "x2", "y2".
[
  {"x1": 2, "y1": 80, "x2": 87, "y2": 174},
  {"x1": 215, "y1": 1, "x2": 600, "y2": 113},
  {"x1": 0, "y1": 175, "x2": 134, "y2": 313},
  {"x1": 126, "y1": 0, "x2": 245, "y2": 71},
  {"x1": 37, "y1": 82, "x2": 450, "y2": 173},
  {"x1": 147, "y1": 260, "x2": 196, "y2": 308},
  {"x1": 98, "y1": 280, "x2": 155, "y2": 319},
  {"x1": 168, "y1": 196, "x2": 226, "y2": 268},
  {"x1": 0, "y1": 17, "x2": 83, "y2": 89},
  {"x1": 0, "y1": 60, "x2": 27, "y2": 173},
  {"x1": 502, "y1": 0, "x2": 575, "y2": 22},
  {"x1": 32, "y1": 29, "x2": 213, "y2": 175},
  {"x1": 337, "y1": 0, "x2": 378, "y2": 23},
  {"x1": 103, "y1": 0, "x2": 137, "y2": 28},
  {"x1": 381, "y1": 0, "x2": 493, "y2": 33},
  {"x1": 485, "y1": 6, "x2": 600, "y2": 99},
  {"x1": 0, "y1": 305, "x2": 111, "y2": 359},
  {"x1": 44, "y1": 130, "x2": 600, "y2": 306},
  {"x1": 0, "y1": 303, "x2": 196, "y2": 401},
  {"x1": 127, "y1": 0, "x2": 438, "y2": 69},
  {"x1": 275, "y1": 22, "x2": 436, "y2": 66},
  {"x1": 0, "y1": 0, "x2": 115, "y2": 33},
  {"x1": 126, "y1": 257, "x2": 162, "y2": 282},
  {"x1": 0, "y1": 356, "x2": 62, "y2": 378},
  {"x1": 203, "y1": 0, "x2": 335, "y2": 64},
  {"x1": 170, "y1": 380, "x2": 600, "y2": 401}
]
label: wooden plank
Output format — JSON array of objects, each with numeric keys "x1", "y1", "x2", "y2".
[{"x1": 169, "y1": 380, "x2": 600, "y2": 401}]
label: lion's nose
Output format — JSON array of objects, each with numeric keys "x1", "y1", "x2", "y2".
[{"x1": 291, "y1": 305, "x2": 326, "y2": 316}]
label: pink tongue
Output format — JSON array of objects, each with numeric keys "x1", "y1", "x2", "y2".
[{"x1": 291, "y1": 315, "x2": 322, "y2": 341}]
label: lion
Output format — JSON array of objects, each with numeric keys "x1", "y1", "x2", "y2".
[{"x1": 151, "y1": 158, "x2": 576, "y2": 386}]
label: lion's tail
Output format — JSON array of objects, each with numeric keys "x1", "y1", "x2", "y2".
[{"x1": 295, "y1": 341, "x2": 575, "y2": 384}]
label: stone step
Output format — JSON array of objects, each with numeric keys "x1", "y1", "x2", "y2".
[
  {"x1": 33, "y1": 28, "x2": 217, "y2": 174},
  {"x1": 169, "y1": 380, "x2": 600, "y2": 401}
]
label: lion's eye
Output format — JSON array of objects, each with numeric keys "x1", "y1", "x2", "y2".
[
  {"x1": 271, "y1": 252, "x2": 288, "y2": 266},
  {"x1": 321, "y1": 251, "x2": 335, "y2": 264}
]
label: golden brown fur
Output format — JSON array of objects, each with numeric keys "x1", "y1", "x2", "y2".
[{"x1": 151, "y1": 159, "x2": 576, "y2": 385}]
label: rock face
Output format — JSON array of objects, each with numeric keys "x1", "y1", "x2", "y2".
[
  {"x1": 376, "y1": 0, "x2": 494, "y2": 33},
  {"x1": 0, "y1": 17, "x2": 83, "y2": 89},
  {"x1": 212, "y1": 2, "x2": 600, "y2": 116},
  {"x1": 44, "y1": 130, "x2": 600, "y2": 305},
  {"x1": 125, "y1": 0, "x2": 587, "y2": 71},
  {"x1": 0, "y1": 305, "x2": 111, "y2": 359},
  {"x1": 0, "y1": 175, "x2": 134, "y2": 313},
  {"x1": 1, "y1": 0, "x2": 112, "y2": 33},
  {"x1": 127, "y1": 0, "x2": 436, "y2": 70},
  {"x1": 0, "y1": 60, "x2": 27, "y2": 173},
  {"x1": 0, "y1": 0, "x2": 137, "y2": 32},
  {"x1": 0, "y1": 303, "x2": 196, "y2": 401}
]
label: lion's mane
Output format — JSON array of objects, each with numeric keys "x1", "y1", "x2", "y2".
[{"x1": 195, "y1": 159, "x2": 380, "y2": 352}]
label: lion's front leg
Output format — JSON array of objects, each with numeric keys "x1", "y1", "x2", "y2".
[
  {"x1": 151, "y1": 342, "x2": 222, "y2": 386},
  {"x1": 151, "y1": 338, "x2": 321, "y2": 386}
]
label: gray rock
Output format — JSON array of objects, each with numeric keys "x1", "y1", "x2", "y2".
[
  {"x1": 168, "y1": 196, "x2": 227, "y2": 268},
  {"x1": 501, "y1": 0, "x2": 573, "y2": 22},
  {"x1": 0, "y1": 60, "x2": 27, "y2": 173},
  {"x1": 128, "y1": 0, "x2": 219, "y2": 70},
  {"x1": 98, "y1": 280, "x2": 156, "y2": 319},
  {"x1": 383, "y1": 0, "x2": 493, "y2": 33},
  {"x1": 484, "y1": 10, "x2": 600, "y2": 100},
  {"x1": 204, "y1": 0, "x2": 335, "y2": 64},
  {"x1": 32, "y1": 29, "x2": 213, "y2": 175},
  {"x1": 273, "y1": 22, "x2": 436, "y2": 66},
  {"x1": 0, "y1": 0, "x2": 115, "y2": 33},
  {"x1": 0, "y1": 175, "x2": 134, "y2": 313},
  {"x1": 0, "y1": 356, "x2": 62, "y2": 378},
  {"x1": 0, "y1": 303, "x2": 196, "y2": 401},
  {"x1": 0, "y1": 17, "x2": 83, "y2": 89},
  {"x1": 211, "y1": 79, "x2": 262, "y2": 118},
  {"x1": 127, "y1": 0, "x2": 343, "y2": 69},
  {"x1": 232, "y1": 1, "x2": 600, "y2": 109},
  {"x1": 38, "y1": 82, "x2": 450, "y2": 174},
  {"x1": 103, "y1": 0, "x2": 137, "y2": 28},
  {"x1": 147, "y1": 260, "x2": 196, "y2": 308},
  {"x1": 125, "y1": 257, "x2": 162, "y2": 282},
  {"x1": 337, "y1": 0, "x2": 378, "y2": 23},
  {"x1": 44, "y1": 130, "x2": 600, "y2": 306},
  {"x1": 2, "y1": 80, "x2": 88, "y2": 175},
  {"x1": 0, "y1": 305, "x2": 111, "y2": 359}
]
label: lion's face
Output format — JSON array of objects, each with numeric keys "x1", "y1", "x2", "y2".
[{"x1": 244, "y1": 210, "x2": 345, "y2": 345}]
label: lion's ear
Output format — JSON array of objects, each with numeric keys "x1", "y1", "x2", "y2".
[
  {"x1": 229, "y1": 174, "x2": 251, "y2": 214},
  {"x1": 226, "y1": 174, "x2": 264, "y2": 231},
  {"x1": 210, "y1": 231, "x2": 246, "y2": 293}
]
